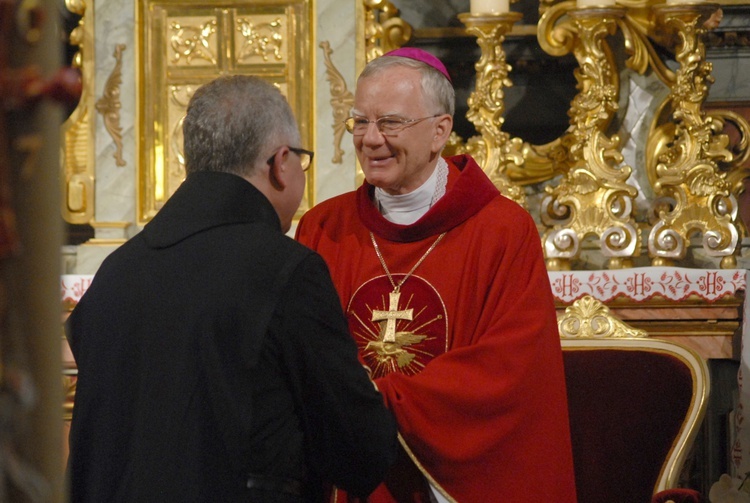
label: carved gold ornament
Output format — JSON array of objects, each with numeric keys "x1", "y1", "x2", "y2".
[
  {"x1": 540, "y1": 7, "x2": 641, "y2": 271},
  {"x1": 236, "y1": 17, "x2": 284, "y2": 62},
  {"x1": 320, "y1": 41, "x2": 354, "y2": 164},
  {"x1": 95, "y1": 44, "x2": 126, "y2": 168},
  {"x1": 459, "y1": 12, "x2": 527, "y2": 208},
  {"x1": 558, "y1": 294, "x2": 648, "y2": 339},
  {"x1": 363, "y1": 0, "x2": 412, "y2": 62},
  {"x1": 646, "y1": 4, "x2": 741, "y2": 269},
  {"x1": 61, "y1": 0, "x2": 94, "y2": 225},
  {"x1": 169, "y1": 18, "x2": 218, "y2": 65}
]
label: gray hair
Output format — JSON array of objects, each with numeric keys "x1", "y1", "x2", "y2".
[
  {"x1": 183, "y1": 75, "x2": 299, "y2": 177},
  {"x1": 359, "y1": 56, "x2": 455, "y2": 117}
]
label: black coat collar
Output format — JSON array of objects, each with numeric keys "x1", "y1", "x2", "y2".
[{"x1": 142, "y1": 171, "x2": 280, "y2": 249}]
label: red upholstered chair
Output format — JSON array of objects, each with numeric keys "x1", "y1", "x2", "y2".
[{"x1": 558, "y1": 296, "x2": 710, "y2": 503}]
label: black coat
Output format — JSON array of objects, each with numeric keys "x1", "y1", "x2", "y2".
[{"x1": 66, "y1": 171, "x2": 397, "y2": 502}]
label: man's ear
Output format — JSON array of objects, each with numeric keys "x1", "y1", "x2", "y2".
[
  {"x1": 267, "y1": 148, "x2": 289, "y2": 191},
  {"x1": 432, "y1": 114, "x2": 454, "y2": 153}
]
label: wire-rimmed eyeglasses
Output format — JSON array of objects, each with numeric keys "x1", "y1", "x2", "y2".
[
  {"x1": 344, "y1": 115, "x2": 441, "y2": 137},
  {"x1": 267, "y1": 146, "x2": 315, "y2": 172}
]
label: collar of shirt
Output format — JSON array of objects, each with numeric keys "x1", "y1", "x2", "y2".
[{"x1": 374, "y1": 158, "x2": 448, "y2": 225}]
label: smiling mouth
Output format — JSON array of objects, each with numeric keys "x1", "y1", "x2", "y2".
[{"x1": 367, "y1": 155, "x2": 394, "y2": 165}]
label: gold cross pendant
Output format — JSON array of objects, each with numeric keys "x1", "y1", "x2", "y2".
[{"x1": 371, "y1": 291, "x2": 414, "y2": 343}]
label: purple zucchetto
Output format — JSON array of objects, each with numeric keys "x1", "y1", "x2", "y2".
[{"x1": 383, "y1": 47, "x2": 452, "y2": 83}]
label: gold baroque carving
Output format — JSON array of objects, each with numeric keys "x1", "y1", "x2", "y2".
[
  {"x1": 558, "y1": 295, "x2": 648, "y2": 339},
  {"x1": 540, "y1": 8, "x2": 641, "y2": 271},
  {"x1": 61, "y1": 0, "x2": 94, "y2": 225},
  {"x1": 459, "y1": 12, "x2": 527, "y2": 208},
  {"x1": 95, "y1": 44, "x2": 126, "y2": 168},
  {"x1": 169, "y1": 18, "x2": 217, "y2": 65},
  {"x1": 363, "y1": 0, "x2": 413, "y2": 62},
  {"x1": 320, "y1": 41, "x2": 354, "y2": 164},
  {"x1": 714, "y1": 109, "x2": 750, "y2": 194},
  {"x1": 647, "y1": 4, "x2": 740, "y2": 269},
  {"x1": 236, "y1": 17, "x2": 284, "y2": 62}
]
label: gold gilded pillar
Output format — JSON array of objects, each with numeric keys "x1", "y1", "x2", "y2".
[
  {"x1": 647, "y1": 3, "x2": 739, "y2": 269},
  {"x1": 540, "y1": 6, "x2": 640, "y2": 271},
  {"x1": 459, "y1": 11, "x2": 527, "y2": 207}
]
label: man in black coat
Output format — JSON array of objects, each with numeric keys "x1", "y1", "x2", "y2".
[{"x1": 66, "y1": 75, "x2": 398, "y2": 502}]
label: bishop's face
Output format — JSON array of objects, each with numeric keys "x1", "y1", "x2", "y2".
[{"x1": 352, "y1": 66, "x2": 448, "y2": 195}]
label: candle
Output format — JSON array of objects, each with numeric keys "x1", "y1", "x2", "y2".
[
  {"x1": 666, "y1": 0, "x2": 705, "y2": 4},
  {"x1": 576, "y1": 0, "x2": 616, "y2": 6},
  {"x1": 470, "y1": 0, "x2": 510, "y2": 14}
]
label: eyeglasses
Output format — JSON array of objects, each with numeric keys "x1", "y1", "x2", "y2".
[
  {"x1": 289, "y1": 147, "x2": 314, "y2": 171},
  {"x1": 267, "y1": 146, "x2": 315, "y2": 172},
  {"x1": 344, "y1": 115, "x2": 441, "y2": 137}
]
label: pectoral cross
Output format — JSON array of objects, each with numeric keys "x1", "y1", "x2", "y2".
[{"x1": 371, "y1": 291, "x2": 413, "y2": 343}]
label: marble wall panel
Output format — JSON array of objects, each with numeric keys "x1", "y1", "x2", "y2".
[
  {"x1": 314, "y1": 0, "x2": 359, "y2": 203},
  {"x1": 93, "y1": 0, "x2": 137, "y2": 236}
]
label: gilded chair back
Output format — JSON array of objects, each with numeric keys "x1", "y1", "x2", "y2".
[{"x1": 558, "y1": 295, "x2": 710, "y2": 503}]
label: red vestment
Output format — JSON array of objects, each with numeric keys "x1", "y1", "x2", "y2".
[{"x1": 296, "y1": 155, "x2": 577, "y2": 502}]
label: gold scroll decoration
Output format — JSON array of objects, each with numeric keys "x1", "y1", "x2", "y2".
[
  {"x1": 558, "y1": 294, "x2": 648, "y2": 339},
  {"x1": 320, "y1": 41, "x2": 354, "y2": 164},
  {"x1": 61, "y1": 0, "x2": 95, "y2": 225},
  {"x1": 95, "y1": 44, "x2": 126, "y2": 168},
  {"x1": 646, "y1": 4, "x2": 740, "y2": 269},
  {"x1": 539, "y1": 7, "x2": 640, "y2": 271}
]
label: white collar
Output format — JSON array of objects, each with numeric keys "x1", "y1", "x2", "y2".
[{"x1": 374, "y1": 158, "x2": 448, "y2": 225}]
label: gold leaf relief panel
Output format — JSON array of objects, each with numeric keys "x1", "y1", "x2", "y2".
[
  {"x1": 235, "y1": 15, "x2": 287, "y2": 64},
  {"x1": 137, "y1": 0, "x2": 313, "y2": 224},
  {"x1": 168, "y1": 17, "x2": 219, "y2": 67}
]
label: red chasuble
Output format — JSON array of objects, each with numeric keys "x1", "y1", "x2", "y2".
[{"x1": 296, "y1": 155, "x2": 577, "y2": 502}]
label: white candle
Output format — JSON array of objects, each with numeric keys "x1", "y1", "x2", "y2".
[
  {"x1": 576, "y1": 0, "x2": 615, "y2": 9},
  {"x1": 576, "y1": 0, "x2": 616, "y2": 6},
  {"x1": 470, "y1": 0, "x2": 510, "y2": 14}
]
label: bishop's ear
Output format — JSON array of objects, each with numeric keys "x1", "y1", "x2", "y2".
[
  {"x1": 431, "y1": 114, "x2": 454, "y2": 153},
  {"x1": 267, "y1": 147, "x2": 290, "y2": 191}
]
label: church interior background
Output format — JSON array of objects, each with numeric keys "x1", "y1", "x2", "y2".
[{"x1": 3, "y1": 0, "x2": 750, "y2": 499}]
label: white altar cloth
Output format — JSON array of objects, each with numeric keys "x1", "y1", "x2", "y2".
[{"x1": 547, "y1": 267, "x2": 747, "y2": 304}]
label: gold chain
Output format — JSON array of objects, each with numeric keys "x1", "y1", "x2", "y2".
[{"x1": 370, "y1": 231, "x2": 446, "y2": 293}]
